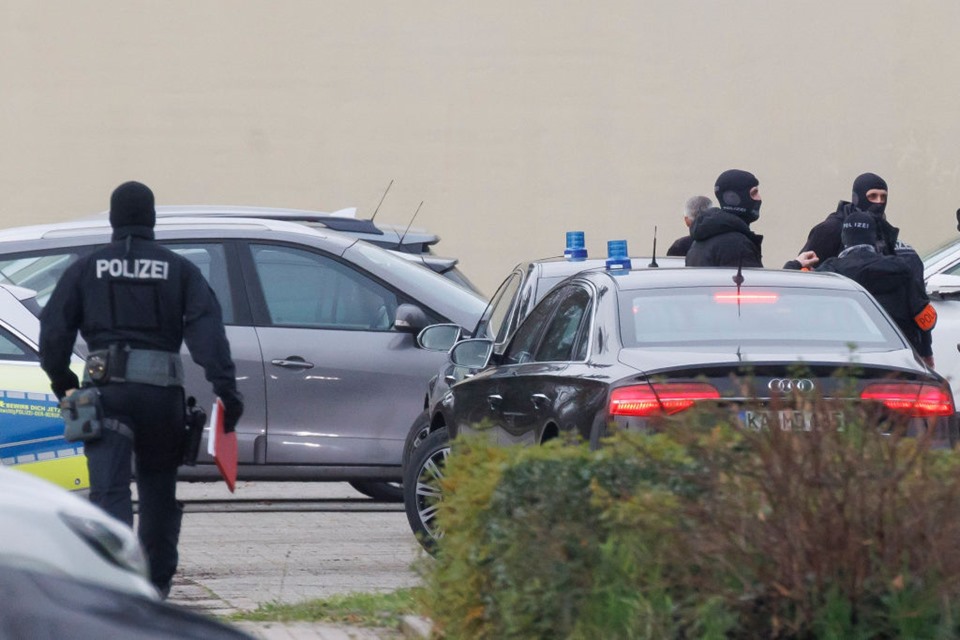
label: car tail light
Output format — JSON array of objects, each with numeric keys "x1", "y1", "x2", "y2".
[
  {"x1": 609, "y1": 382, "x2": 721, "y2": 417},
  {"x1": 860, "y1": 382, "x2": 955, "y2": 417},
  {"x1": 713, "y1": 292, "x2": 779, "y2": 304}
]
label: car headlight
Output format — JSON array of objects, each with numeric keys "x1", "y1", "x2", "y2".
[{"x1": 59, "y1": 512, "x2": 149, "y2": 577}]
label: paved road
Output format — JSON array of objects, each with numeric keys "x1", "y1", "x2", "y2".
[{"x1": 163, "y1": 481, "x2": 423, "y2": 617}]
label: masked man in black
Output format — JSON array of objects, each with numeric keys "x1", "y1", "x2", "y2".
[
  {"x1": 685, "y1": 170, "x2": 765, "y2": 267},
  {"x1": 815, "y1": 210, "x2": 936, "y2": 366},
  {"x1": 39, "y1": 181, "x2": 244, "y2": 597},
  {"x1": 785, "y1": 172, "x2": 931, "y2": 360},
  {"x1": 788, "y1": 172, "x2": 904, "y2": 265}
]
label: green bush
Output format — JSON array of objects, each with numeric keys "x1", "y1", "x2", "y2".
[{"x1": 418, "y1": 401, "x2": 960, "y2": 639}]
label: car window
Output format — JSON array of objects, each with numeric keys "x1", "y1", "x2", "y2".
[
  {"x1": 0, "y1": 326, "x2": 37, "y2": 362},
  {"x1": 163, "y1": 243, "x2": 234, "y2": 324},
  {"x1": 250, "y1": 244, "x2": 400, "y2": 330},
  {"x1": 503, "y1": 291, "x2": 563, "y2": 366},
  {"x1": 620, "y1": 287, "x2": 902, "y2": 351},
  {"x1": 942, "y1": 262, "x2": 960, "y2": 277},
  {"x1": 535, "y1": 286, "x2": 592, "y2": 362},
  {"x1": 476, "y1": 272, "x2": 522, "y2": 343},
  {"x1": 0, "y1": 252, "x2": 83, "y2": 308}
]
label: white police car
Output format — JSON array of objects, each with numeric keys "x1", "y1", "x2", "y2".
[
  {"x1": 923, "y1": 237, "x2": 960, "y2": 408},
  {"x1": 0, "y1": 284, "x2": 87, "y2": 490}
]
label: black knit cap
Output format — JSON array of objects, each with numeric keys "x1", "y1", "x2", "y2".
[
  {"x1": 851, "y1": 172, "x2": 887, "y2": 215},
  {"x1": 714, "y1": 169, "x2": 761, "y2": 223},
  {"x1": 841, "y1": 210, "x2": 878, "y2": 248},
  {"x1": 109, "y1": 181, "x2": 156, "y2": 229}
]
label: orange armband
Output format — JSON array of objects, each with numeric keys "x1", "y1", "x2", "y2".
[{"x1": 914, "y1": 303, "x2": 937, "y2": 331}]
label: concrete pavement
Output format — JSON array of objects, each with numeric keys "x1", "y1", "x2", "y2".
[{"x1": 163, "y1": 481, "x2": 431, "y2": 640}]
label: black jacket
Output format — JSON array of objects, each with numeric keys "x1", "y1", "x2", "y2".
[
  {"x1": 786, "y1": 202, "x2": 931, "y2": 355},
  {"x1": 784, "y1": 201, "x2": 900, "y2": 268},
  {"x1": 666, "y1": 234, "x2": 693, "y2": 257},
  {"x1": 39, "y1": 228, "x2": 240, "y2": 403},
  {"x1": 816, "y1": 246, "x2": 934, "y2": 357},
  {"x1": 685, "y1": 208, "x2": 763, "y2": 268}
]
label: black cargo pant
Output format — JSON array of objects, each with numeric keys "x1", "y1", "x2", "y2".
[{"x1": 83, "y1": 382, "x2": 185, "y2": 597}]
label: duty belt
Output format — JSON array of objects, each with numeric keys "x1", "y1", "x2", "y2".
[{"x1": 83, "y1": 347, "x2": 184, "y2": 387}]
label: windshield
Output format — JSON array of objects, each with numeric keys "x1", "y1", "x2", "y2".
[
  {"x1": 0, "y1": 253, "x2": 83, "y2": 307},
  {"x1": 619, "y1": 286, "x2": 903, "y2": 352},
  {"x1": 345, "y1": 241, "x2": 486, "y2": 315}
]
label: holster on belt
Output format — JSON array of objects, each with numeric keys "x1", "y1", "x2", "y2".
[
  {"x1": 60, "y1": 387, "x2": 135, "y2": 443},
  {"x1": 182, "y1": 396, "x2": 207, "y2": 466},
  {"x1": 60, "y1": 388, "x2": 105, "y2": 442}
]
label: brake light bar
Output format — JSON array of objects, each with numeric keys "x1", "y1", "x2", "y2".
[
  {"x1": 610, "y1": 382, "x2": 721, "y2": 417},
  {"x1": 714, "y1": 292, "x2": 779, "y2": 304},
  {"x1": 860, "y1": 382, "x2": 955, "y2": 417}
]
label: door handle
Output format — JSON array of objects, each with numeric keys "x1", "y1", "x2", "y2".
[
  {"x1": 270, "y1": 357, "x2": 315, "y2": 370},
  {"x1": 531, "y1": 393, "x2": 549, "y2": 409},
  {"x1": 487, "y1": 394, "x2": 503, "y2": 411}
]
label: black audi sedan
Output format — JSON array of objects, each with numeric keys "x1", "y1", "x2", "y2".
[{"x1": 405, "y1": 265, "x2": 955, "y2": 548}]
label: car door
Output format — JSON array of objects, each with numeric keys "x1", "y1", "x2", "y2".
[
  {"x1": 161, "y1": 241, "x2": 267, "y2": 465},
  {"x1": 0, "y1": 318, "x2": 88, "y2": 490},
  {"x1": 242, "y1": 242, "x2": 447, "y2": 466},
  {"x1": 496, "y1": 284, "x2": 593, "y2": 445},
  {"x1": 451, "y1": 290, "x2": 564, "y2": 442}
]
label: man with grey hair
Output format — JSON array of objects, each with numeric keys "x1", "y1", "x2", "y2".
[{"x1": 667, "y1": 195, "x2": 712, "y2": 256}]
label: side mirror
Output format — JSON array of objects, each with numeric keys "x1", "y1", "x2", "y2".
[
  {"x1": 417, "y1": 324, "x2": 462, "y2": 351},
  {"x1": 394, "y1": 304, "x2": 431, "y2": 334},
  {"x1": 449, "y1": 338, "x2": 494, "y2": 369}
]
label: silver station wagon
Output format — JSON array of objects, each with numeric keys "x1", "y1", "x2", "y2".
[{"x1": 0, "y1": 214, "x2": 485, "y2": 500}]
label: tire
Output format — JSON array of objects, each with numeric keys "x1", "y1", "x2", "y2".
[
  {"x1": 403, "y1": 427, "x2": 450, "y2": 553},
  {"x1": 349, "y1": 480, "x2": 403, "y2": 502},
  {"x1": 402, "y1": 410, "x2": 432, "y2": 470}
]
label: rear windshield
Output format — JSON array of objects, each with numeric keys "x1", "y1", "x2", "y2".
[{"x1": 619, "y1": 286, "x2": 904, "y2": 352}]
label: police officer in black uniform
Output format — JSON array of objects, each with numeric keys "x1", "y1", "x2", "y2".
[
  {"x1": 39, "y1": 181, "x2": 244, "y2": 597},
  {"x1": 816, "y1": 210, "x2": 937, "y2": 365},
  {"x1": 789, "y1": 172, "x2": 902, "y2": 265},
  {"x1": 785, "y1": 172, "x2": 932, "y2": 361}
]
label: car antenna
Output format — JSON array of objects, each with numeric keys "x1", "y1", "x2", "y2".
[
  {"x1": 648, "y1": 225, "x2": 659, "y2": 267},
  {"x1": 397, "y1": 200, "x2": 424, "y2": 249},
  {"x1": 733, "y1": 258, "x2": 744, "y2": 317},
  {"x1": 369, "y1": 179, "x2": 394, "y2": 222}
]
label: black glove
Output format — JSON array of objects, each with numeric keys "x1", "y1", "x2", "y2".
[{"x1": 222, "y1": 393, "x2": 244, "y2": 434}]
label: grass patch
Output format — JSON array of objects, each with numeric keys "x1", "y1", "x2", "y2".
[{"x1": 230, "y1": 587, "x2": 423, "y2": 628}]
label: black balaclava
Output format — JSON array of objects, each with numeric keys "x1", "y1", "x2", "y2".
[
  {"x1": 109, "y1": 181, "x2": 156, "y2": 240},
  {"x1": 851, "y1": 172, "x2": 887, "y2": 217},
  {"x1": 841, "y1": 210, "x2": 878, "y2": 248},
  {"x1": 714, "y1": 169, "x2": 761, "y2": 223}
]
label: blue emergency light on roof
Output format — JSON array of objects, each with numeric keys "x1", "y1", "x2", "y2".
[
  {"x1": 606, "y1": 239, "x2": 632, "y2": 271},
  {"x1": 564, "y1": 231, "x2": 588, "y2": 260}
]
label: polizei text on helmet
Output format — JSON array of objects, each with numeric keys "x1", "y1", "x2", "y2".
[{"x1": 95, "y1": 258, "x2": 169, "y2": 280}]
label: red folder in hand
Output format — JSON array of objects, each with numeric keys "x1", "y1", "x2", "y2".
[{"x1": 206, "y1": 398, "x2": 238, "y2": 493}]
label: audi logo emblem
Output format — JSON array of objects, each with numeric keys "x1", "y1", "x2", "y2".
[{"x1": 767, "y1": 378, "x2": 815, "y2": 392}]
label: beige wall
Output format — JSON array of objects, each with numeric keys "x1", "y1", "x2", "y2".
[{"x1": 2, "y1": 1, "x2": 959, "y2": 294}]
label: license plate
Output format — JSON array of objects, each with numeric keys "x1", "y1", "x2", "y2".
[{"x1": 740, "y1": 409, "x2": 845, "y2": 431}]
